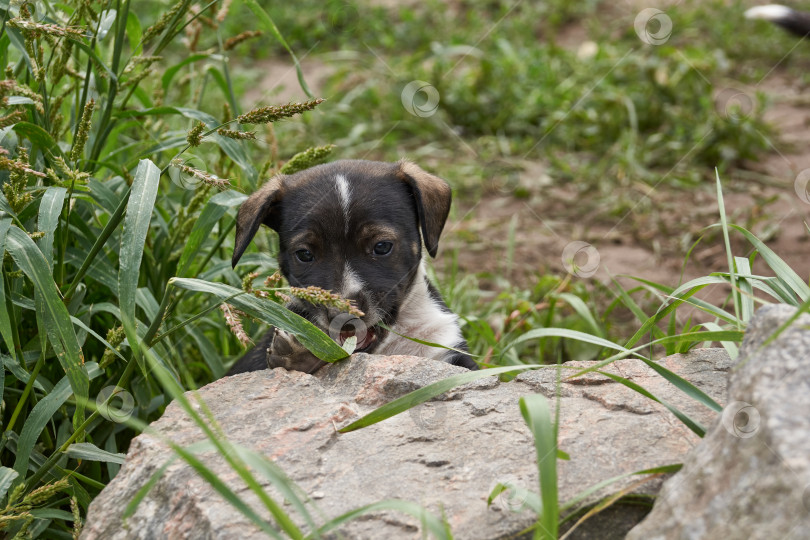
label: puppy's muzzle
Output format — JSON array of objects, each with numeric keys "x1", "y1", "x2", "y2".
[{"x1": 326, "y1": 311, "x2": 380, "y2": 352}]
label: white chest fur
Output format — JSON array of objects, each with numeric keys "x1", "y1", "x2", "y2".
[{"x1": 376, "y1": 265, "x2": 462, "y2": 360}]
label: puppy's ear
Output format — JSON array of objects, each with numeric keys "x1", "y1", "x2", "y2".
[
  {"x1": 397, "y1": 160, "x2": 452, "y2": 258},
  {"x1": 232, "y1": 176, "x2": 284, "y2": 268}
]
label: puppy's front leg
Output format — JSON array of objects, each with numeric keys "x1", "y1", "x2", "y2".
[{"x1": 267, "y1": 328, "x2": 328, "y2": 374}]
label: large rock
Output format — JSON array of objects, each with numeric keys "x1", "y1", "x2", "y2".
[
  {"x1": 627, "y1": 305, "x2": 810, "y2": 540},
  {"x1": 82, "y1": 349, "x2": 732, "y2": 539}
]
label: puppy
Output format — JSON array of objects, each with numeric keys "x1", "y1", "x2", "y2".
[{"x1": 226, "y1": 159, "x2": 478, "y2": 375}]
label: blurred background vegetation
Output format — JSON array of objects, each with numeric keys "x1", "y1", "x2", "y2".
[{"x1": 0, "y1": 0, "x2": 808, "y2": 536}]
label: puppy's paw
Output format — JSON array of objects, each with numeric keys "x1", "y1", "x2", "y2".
[{"x1": 267, "y1": 328, "x2": 328, "y2": 374}]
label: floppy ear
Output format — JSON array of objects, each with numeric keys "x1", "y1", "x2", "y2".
[
  {"x1": 397, "y1": 160, "x2": 452, "y2": 258},
  {"x1": 232, "y1": 175, "x2": 284, "y2": 268}
]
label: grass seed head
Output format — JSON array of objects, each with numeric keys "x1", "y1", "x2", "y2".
[
  {"x1": 279, "y1": 144, "x2": 336, "y2": 175},
  {"x1": 0, "y1": 110, "x2": 27, "y2": 129},
  {"x1": 236, "y1": 98, "x2": 325, "y2": 125},
  {"x1": 8, "y1": 18, "x2": 85, "y2": 39},
  {"x1": 224, "y1": 30, "x2": 263, "y2": 51},
  {"x1": 216, "y1": 128, "x2": 256, "y2": 140},
  {"x1": 221, "y1": 303, "x2": 251, "y2": 347},
  {"x1": 170, "y1": 159, "x2": 230, "y2": 189},
  {"x1": 289, "y1": 286, "x2": 364, "y2": 318},
  {"x1": 70, "y1": 98, "x2": 95, "y2": 163},
  {"x1": 141, "y1": 0, "x2": 187, "y2": 44},
  {"x1": 186, "y1": 121, "x2": 206, "y2": 147}
]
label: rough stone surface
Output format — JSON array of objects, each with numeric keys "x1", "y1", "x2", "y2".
[
  {"x1": 628, "y1": 305, "x2": 810, "y2": 540},
  {"x1": 82, "y1": 349, "x2": 732, "y2": 540}
]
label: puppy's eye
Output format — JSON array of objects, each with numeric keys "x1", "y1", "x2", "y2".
[
  {"x1": 373, "y1": 241, "x2": 393, "y2": 256},
  {"x1": 295, "y1": 249, "x2": 314, "y2": 263}
]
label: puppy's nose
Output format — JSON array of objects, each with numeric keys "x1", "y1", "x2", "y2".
[
  {"x1": 327, "y1": 306, "x2": 360, "y2": 321},
  {"x1": 327, "y1": 296, "x2": 367, "y2": 320}
]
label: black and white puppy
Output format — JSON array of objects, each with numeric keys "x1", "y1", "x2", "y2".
[{"x1": 226, "y1": 159, "x2": 477, "y2": 375}]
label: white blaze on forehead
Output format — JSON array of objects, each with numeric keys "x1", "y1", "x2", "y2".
[
  {"x1": 341, "y1": 262, "x2": 364, "y2": 297},
  {"x1": 335, "y1": 174, "x2": 351, "y2": 234}
]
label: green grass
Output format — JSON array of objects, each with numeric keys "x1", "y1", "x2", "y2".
[{"x1": 0, "y1": 0, "x2": 808, "y2": 537}]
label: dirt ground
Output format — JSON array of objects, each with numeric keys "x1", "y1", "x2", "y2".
[
  {"x1": 240, "y1": 53, "x2": 810, "y2": 305},
  {"x1": 440, "y1": 72, "x2": 810, "y2": 290}
]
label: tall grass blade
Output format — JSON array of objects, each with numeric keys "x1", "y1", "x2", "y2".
[
  {"x1": 5, "y1": 226, "x2": 88, "y2": 429},
  {"x1": 119, "y1": 159, "x2": 161, "y2": 363},
  {"x1": 734, "y1": 257, "x2": 754, "y2": 323},
  {"x1": 595, "y1": 371, "x2": 705, "y2": 436},
  {"x1": 628, "y1": 275, "x2": 737, "y2": 325},
  {"x1": 12, "y1": 376, "x2": 72, "y2": 486},
  {"x1": 637, "y1": 358, "x2": 721, "y2": 412},
  {"x1": 719, "y1": 224, "x2": 809, "y2": 302},
  {"x1": 176, "y1": 190, "x2": 246, "y2": 277},
  {"x1": 64, "y1": 188, "x2": 131, "y2": 302},
  {"x1": 36, "y1": 187, "x2": 67, "y2": 270},
  {"x1": 504, "y1": 327, "x2": 626, "y2": 355},
  {"x1": 715, "y1": 169, "x2": 741, "y2": 328},
  {"x1": 243, "y1": 0, "x2": 314, "y2": 99},
  {"x1": 65, "y1": 443, "x2": 126, "y2": 464},
  {"x1": 12, "y1": 122, "x2": 65, "y2": 160},
  {"x1": 340, "y1": 365, "x2": 542, "y2": 433},
  {"x1": 559, "y1": 464, "x2": 681, "y2": 514},
  {"x1": 556, "y1": 293, "x2": 604, "y2": 337},
  {"x1": 316, "y1": 500, "x2": 450, "y2": 539},
  {"x1": 0, "y1": 466, "x2": 19, "y2": 500},
  {"x1": 699, "y1": 321, "x2": 738, "y2": 359},
  {"x1": 118, "y1": 351, "x2": 305, "y2": 538},
  {"x1": 519, "y1": 394, "x2": 558, "y2": 539},
  {"x1": 567, "y1": 330, "x2": 743, "y2": 380},
  {"x1": 0, "y1": 219, "x2": 16, "y2": 364},
  {"x1": 170, "y1": 278, "x2": 348, "y2": 362}
]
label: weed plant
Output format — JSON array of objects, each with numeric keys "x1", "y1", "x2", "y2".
[{"x1": 0, "y1": 0, "x2": 807, "y2": 538}]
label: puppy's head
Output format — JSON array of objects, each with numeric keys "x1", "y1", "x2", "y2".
[{"x1": 231, "y1": 159, "x2": 452, "y2": 353}]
